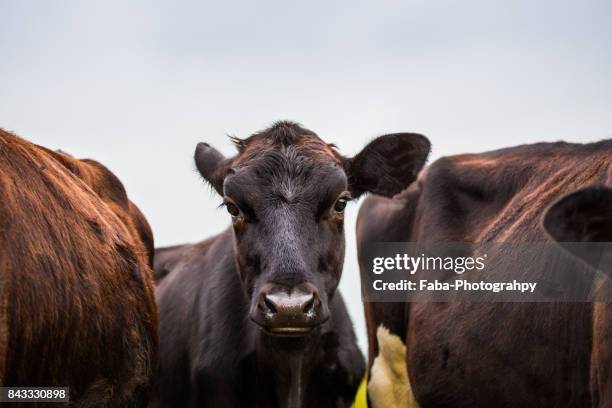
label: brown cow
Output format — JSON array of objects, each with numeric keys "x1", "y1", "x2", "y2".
[
  {"x1": 357, "y1": 139, "x2": 612, "y2": 407},
  {"x1": 0, "y1": 129, "x2": 157, "y2": 406},
  {"x1": 544, "y1": 185, "x2": 612, "y2": 408}
]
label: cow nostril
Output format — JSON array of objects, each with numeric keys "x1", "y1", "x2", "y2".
[
  {"x1": 302, "y1": 294, "x2": 315, "y2": 314},
  {"x1": 263, "y1": 296, "x2": 277, "y2": 314}
]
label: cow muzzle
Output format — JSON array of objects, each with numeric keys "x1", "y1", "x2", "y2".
[{"x1": 250, "y1": 283, "x2": 328, "y2": 337}]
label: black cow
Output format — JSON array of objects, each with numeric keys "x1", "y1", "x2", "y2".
[{"x1": 151, "y1": 121, "x2": 430, "y2": 407}]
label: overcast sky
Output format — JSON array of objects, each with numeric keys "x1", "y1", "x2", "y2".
[{"x1": 2, "y1": 0, "x2": 611, "y2": 351}]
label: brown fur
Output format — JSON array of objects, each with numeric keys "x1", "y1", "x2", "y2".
[
  {"x1": 544, "y1": 184, "x2": 612, "y2": 407},
  {"x1": 592, "y1": 302, "x2": 612, "y2": 407},
  {"x1": 0, "y1": 129, "x2": 158, "y2": 406},
  {"x1": 358, "y1": 140, "x2": 612, "y2": 407}
]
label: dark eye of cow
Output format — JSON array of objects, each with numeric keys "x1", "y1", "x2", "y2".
[
  {"x1": 334, "y1": 197, "x2": 348, "y2": 213},
  {"x1": 225, "y1": 202, "x2": 241, "y2": 217}
]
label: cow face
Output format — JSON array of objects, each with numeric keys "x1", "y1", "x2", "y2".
[
  {"x1": 543, "y1": 186, "x2": 612, "y2": 270},
  {"x1": 195, "y1": 122, "x2": 429, "y2": 337}
]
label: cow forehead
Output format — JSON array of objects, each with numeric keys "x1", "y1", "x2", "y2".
[
  {"x1": 226, "y1": 147, "x2": 346, "y2": 200},
  {"x1": 233, "y1": 134, "x2": 341, "y2": 166}
]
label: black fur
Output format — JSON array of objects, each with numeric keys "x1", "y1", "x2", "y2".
[{"x1": 151, "y1": 122, "x2": 429, "y2": 407}]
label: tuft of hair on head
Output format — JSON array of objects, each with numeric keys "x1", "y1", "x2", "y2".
[
  {"x1": 228, "y1": 134, "x2": 246, "y2": 152},
  {"x1": 230, "y1": 121, "x2": 318, "y2": 151}
]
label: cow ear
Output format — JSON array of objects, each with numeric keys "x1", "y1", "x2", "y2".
[
  {"x1": 194, "y1": 142, "x2": 232, "y2": 195},
  {"x1": 346, "y1": 133, "x2": 430, "y2": 198},
  {"x1": 544, "y1": 186, "x2": 612, "y2": 271},
  {"x1": 544, "y1": 187, "x2": 612, "y2": 243}
]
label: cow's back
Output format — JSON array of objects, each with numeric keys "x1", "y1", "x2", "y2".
[{"x1": 0, "y1": 130, "x2": 157, "y2": 405}]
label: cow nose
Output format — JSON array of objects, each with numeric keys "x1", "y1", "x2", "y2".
[
  {"x1": 263, "y1": 289, "x2": 316, "y2": 317},
  {"x1": 253, "y1": 284, "x2": 325, "y2": 336}
]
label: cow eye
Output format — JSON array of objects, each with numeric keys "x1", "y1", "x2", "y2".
[
  {"x1": 225, "y1": 202, "x2": 241, "y2": 217},
  {"x1": 334, "y1": 197, "x2": 348, "y2": 213}
]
